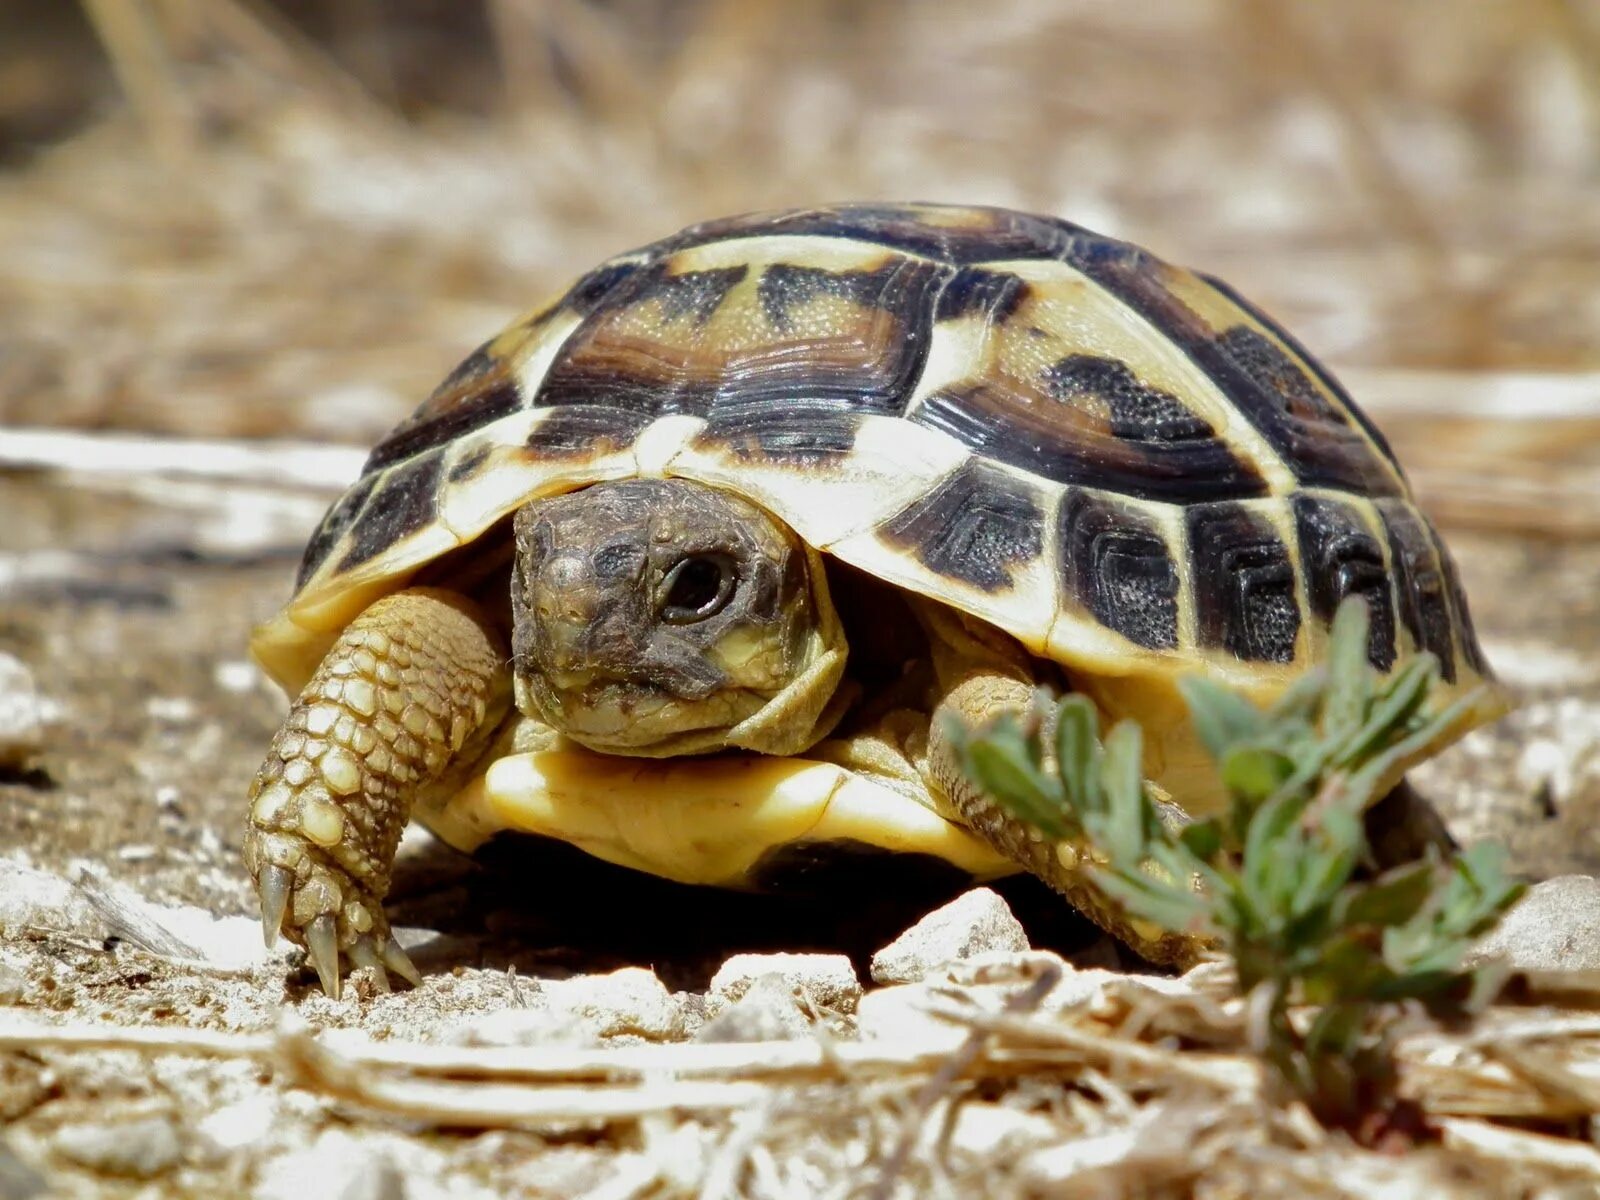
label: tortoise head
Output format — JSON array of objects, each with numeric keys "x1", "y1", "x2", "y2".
[{"x1": 511, "y1": 480, "x2": 849, "y2": 757}]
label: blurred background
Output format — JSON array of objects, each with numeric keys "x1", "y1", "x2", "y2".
[{"x1": 0, "y1": 1, "x2": 1596, "y2": 448}]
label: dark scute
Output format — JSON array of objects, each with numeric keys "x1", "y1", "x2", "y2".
[
  {"x1": 1430, "y1": 527, "x2": 1489, "y2": 676},
  {"x1": 1185, "y1": 501, "x2": 1301, "y2": 663},
  {"x1": 1060, "y1": 239, "x2": 1400, "y2": 497},
  {"x1": 757, "y1": 259, "x2": 941, "y2": 332},
  {"x1": 1291, "y1": 494, "x2": 1396, "y2": 670},
  {"x1": 563, "y1": 259, "x2": 648, "y2": 315},
  {"x1": 336, "y1": 451, "x2": 445, "y2": 572},
  {"x1": 934, "y1": 266, "x2": 1029, "y2": 322},
  {"x1": 447, "y1": 443, "x2": 492, "y2": 483},
  {"x1": 644, "y1": 265, "x2": 748, "y2": 324},
  {"x1": 431, "y1": 341, "x2": 495, "y2": 397},
  {"x1": 693, "y1": 258, "x2": 942, "y2": 452},
  {"x1": 879, "y1": 460, "x2": 1045, "y2": 593},
  {"x1": 1200, "y1": 271, "x2": 1404, "y2": 476},
  {"x1": 364, "y1": 379, "x2": 524, "y2": 472},
  {"x1": 668, "y1": 203, "x2": 1075, "y2": 264},
  {"x1": 536, "y1": 351, "x2": 719, "y2": 419},
  {"x1": 911, "y1": 384, "x2": 1268, "y2": 503},
  {"x1": 1377, "y1": 500, "x2": 1458, "y2": 682},
  {"x1": 527, "y1": 405, "x2": 655, "y2": 456},
  {"x1": 1043, "y1": 354, "x2": 1213, "y2": 442},
  {"x1": 295, "y1": 471, "x2": 378, "y2": 589},
  {"x1": 1057, "y1": 491, "x2": 1179, "y2": 650},
  {"x1": 695, "y1": 400, "x2": 863, "y2": 466},
  {"x1": 748, "y1": 839, "x2": 974, "y2": 896}
]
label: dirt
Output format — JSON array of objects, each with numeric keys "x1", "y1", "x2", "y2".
[{"x1": 2, "y1": 456, "x2": 1598, "y2": 1195}]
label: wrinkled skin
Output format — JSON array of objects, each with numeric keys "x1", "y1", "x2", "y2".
[{"x1": 510, "y1": 481, "x2": 818, "y2": 755}]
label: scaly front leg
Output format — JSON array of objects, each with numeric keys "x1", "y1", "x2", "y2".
[
  {"x1": 243, "y1": 588, "x2": 510, "y2": 997},
  {"x1": 913, "y1": 600, "x2": 1209, "y2": 968}
]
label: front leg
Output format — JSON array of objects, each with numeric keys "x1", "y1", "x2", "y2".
[
  {"x1": 913, "y1": 601, "x2": 1207, "y2": 967},
  {"x1": 926, "y1": 670, "x2": 1209, "y2": 968},
  {"x1": 243, "y1": 587, "x2": 511, "y2": 997}
]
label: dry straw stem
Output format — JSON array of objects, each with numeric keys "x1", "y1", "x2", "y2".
[{"x1": 5, "y1": 981, "x2": 1600, "y2": 1133}]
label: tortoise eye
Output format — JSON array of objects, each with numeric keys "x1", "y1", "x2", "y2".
[{"x1": 660, "y1": 554, "x2": 736, "y2": 624}]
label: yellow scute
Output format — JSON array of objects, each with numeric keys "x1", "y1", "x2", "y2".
[{"x1": 460, "y1": 750, "x2": 1017, "y2": 887}]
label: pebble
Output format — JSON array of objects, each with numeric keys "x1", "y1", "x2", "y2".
[
  {"x1": 1468, "y1": 874, "x2": 1600, "y2": 973},
  {"x1": 709, "y1": 953, "x2": 860, "y2": 1014},
  {"x1": 854, "y1": 983, "x2": 967, "y2": 1051},
  {"x1": 214, "y1": 660, "x2": 263, "y2": 694},
  {"x1": 696, "y1": 974, "x2": 815, "y2": 1043},
  {"x1": 52, "y1": 1115, "x2": 182, "y2": 1178},
  {"x1": 540, "y1": 967, "x2": 688, "y2": 1041},
  {"x1": 0, "y1": 654, "x2": 51, "y2": 771},
  {"x1": 869, "y1": 887, "x2": 1030, "y2": 984},
  {"x1": 444, "y1": 1004, "x2": 593, "y2": 1049},
  {"x1": 0, "y1": 860, "x2": 103, "y2": 940},
  {"x1": 197, "y1": 1095, "x2": 278, "y2": 1152},
  {"x1": 0, "y1": 957, "x2": 24, "y2": 1005},
  {"x1": 253, "y1": 1133, "x2": 405, "y2": 1200}
]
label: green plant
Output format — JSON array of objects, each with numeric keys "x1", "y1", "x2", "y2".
[{"x1": 947, "y1": 597, "x2": 1523, "y2": 1132}]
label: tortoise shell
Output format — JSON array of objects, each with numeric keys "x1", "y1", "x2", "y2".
[{"x1": 253, "y1": 203, "x2": 1500, "y2": 749}]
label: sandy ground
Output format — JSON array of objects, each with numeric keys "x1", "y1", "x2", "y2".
[{"x1": 2, "y1": 453, "x2": 1599, "y2": 1196}]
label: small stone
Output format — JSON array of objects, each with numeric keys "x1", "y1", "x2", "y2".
[
  {"x1": 697, "y1": 974, "x2": 815, "y2": 1042},
  {"x1": 541, "y1": 968, "x2": 687, "y2": 1041},
  {"x1": 444, "y1": 1005, "x2": 592, "y2": 1049},
  {"x1": 0, "y1": 654, "x2": 50, "y2": 771},
  {"x1": 855, "y1": 985, "x2": 967, "y2": 1050},
  {"x1": 709, "y1": 953, "x2": 860, "y2": 1013},
  {"x1": 253, "y1": 1132, "x2": 405, "y2": 1200},
  {"x1": 197, "y1": 1095, "x2": 277, "y2": 1152},
  {"x1": 0, "y1": 959, "x2": 24, "y2": 1005},
  {"x1": 0, "y1": 861, "x2": 103, "y2": 940},
  {"x1": 214, "y1": 660, "x2": 262, "y2": 693},
  {"x1": 1468, "y1": 875, "x2": 1600, "y2": 972},
  {"x1": 52, "y1": 1115, "x2": 182, "y2": 1178},
  {"x1": 870, "y1": 887, "x2": 1030, "y2": 984}
]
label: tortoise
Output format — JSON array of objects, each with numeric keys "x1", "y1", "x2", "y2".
[{"x1": 244, "y1": 202, "x2": 1506, "y2": 997}]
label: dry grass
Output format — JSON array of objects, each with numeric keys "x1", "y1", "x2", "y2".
[
  {"x1": 2, "y1": 0, "x2": 1599, "y2": 444},
  {"x1": 7, "y1": 956, "x2": 1600, "y2": 1196}
]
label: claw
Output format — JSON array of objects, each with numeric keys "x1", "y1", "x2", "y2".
[
  {"x1": 305, "y1": 914, "x2": 342, "y2": 999},
  {"x1": 348, "y1": 936, "x2": 390, "y2": 993},
  {"x1": 380, "y1": 935, "x2": 421, "y2": 989},
  {"x1": 258, "y1": 866, "x2": 292, "y2": 950}
]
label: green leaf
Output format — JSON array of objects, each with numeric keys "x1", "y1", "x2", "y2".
[
  {"x1": 1100, "y1": 720, "x2": 1149, "y2": 864},
  {"x1": 1093, "y1": 866, "x2": 1213, "y2": 933},
  {"x1": 1324, "y1": 597, "x2": 1374, "y2": 742},
  {"x1": 1267, "y1": 666, "x2": 1328, "y2": 726},
  {"x1": 1336, "y1": 859, "x2": 1436, "y2": 930},
  {"x1": 1334, "y1": 656, "x2": 1437, "y2": 769},
  {"x1": 1221, "y1": 745, "x2": 1296, "y2": 804},
  {"x1": 1290, "y1": 803, "x2": 1363, "y2": 920},
  {"x1": 1053, "y1": 695, "x2": 1101, "y2": 816},
  {"x1": 959, "y1": 726, "x2": 1072, "y2": 839},
  {"x1": 1178, "y1": 676, "x2": 1268, "y2": 759},
  {"x1": 1178, "y1": 817, "x2": 1224, "y2": 863}
]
